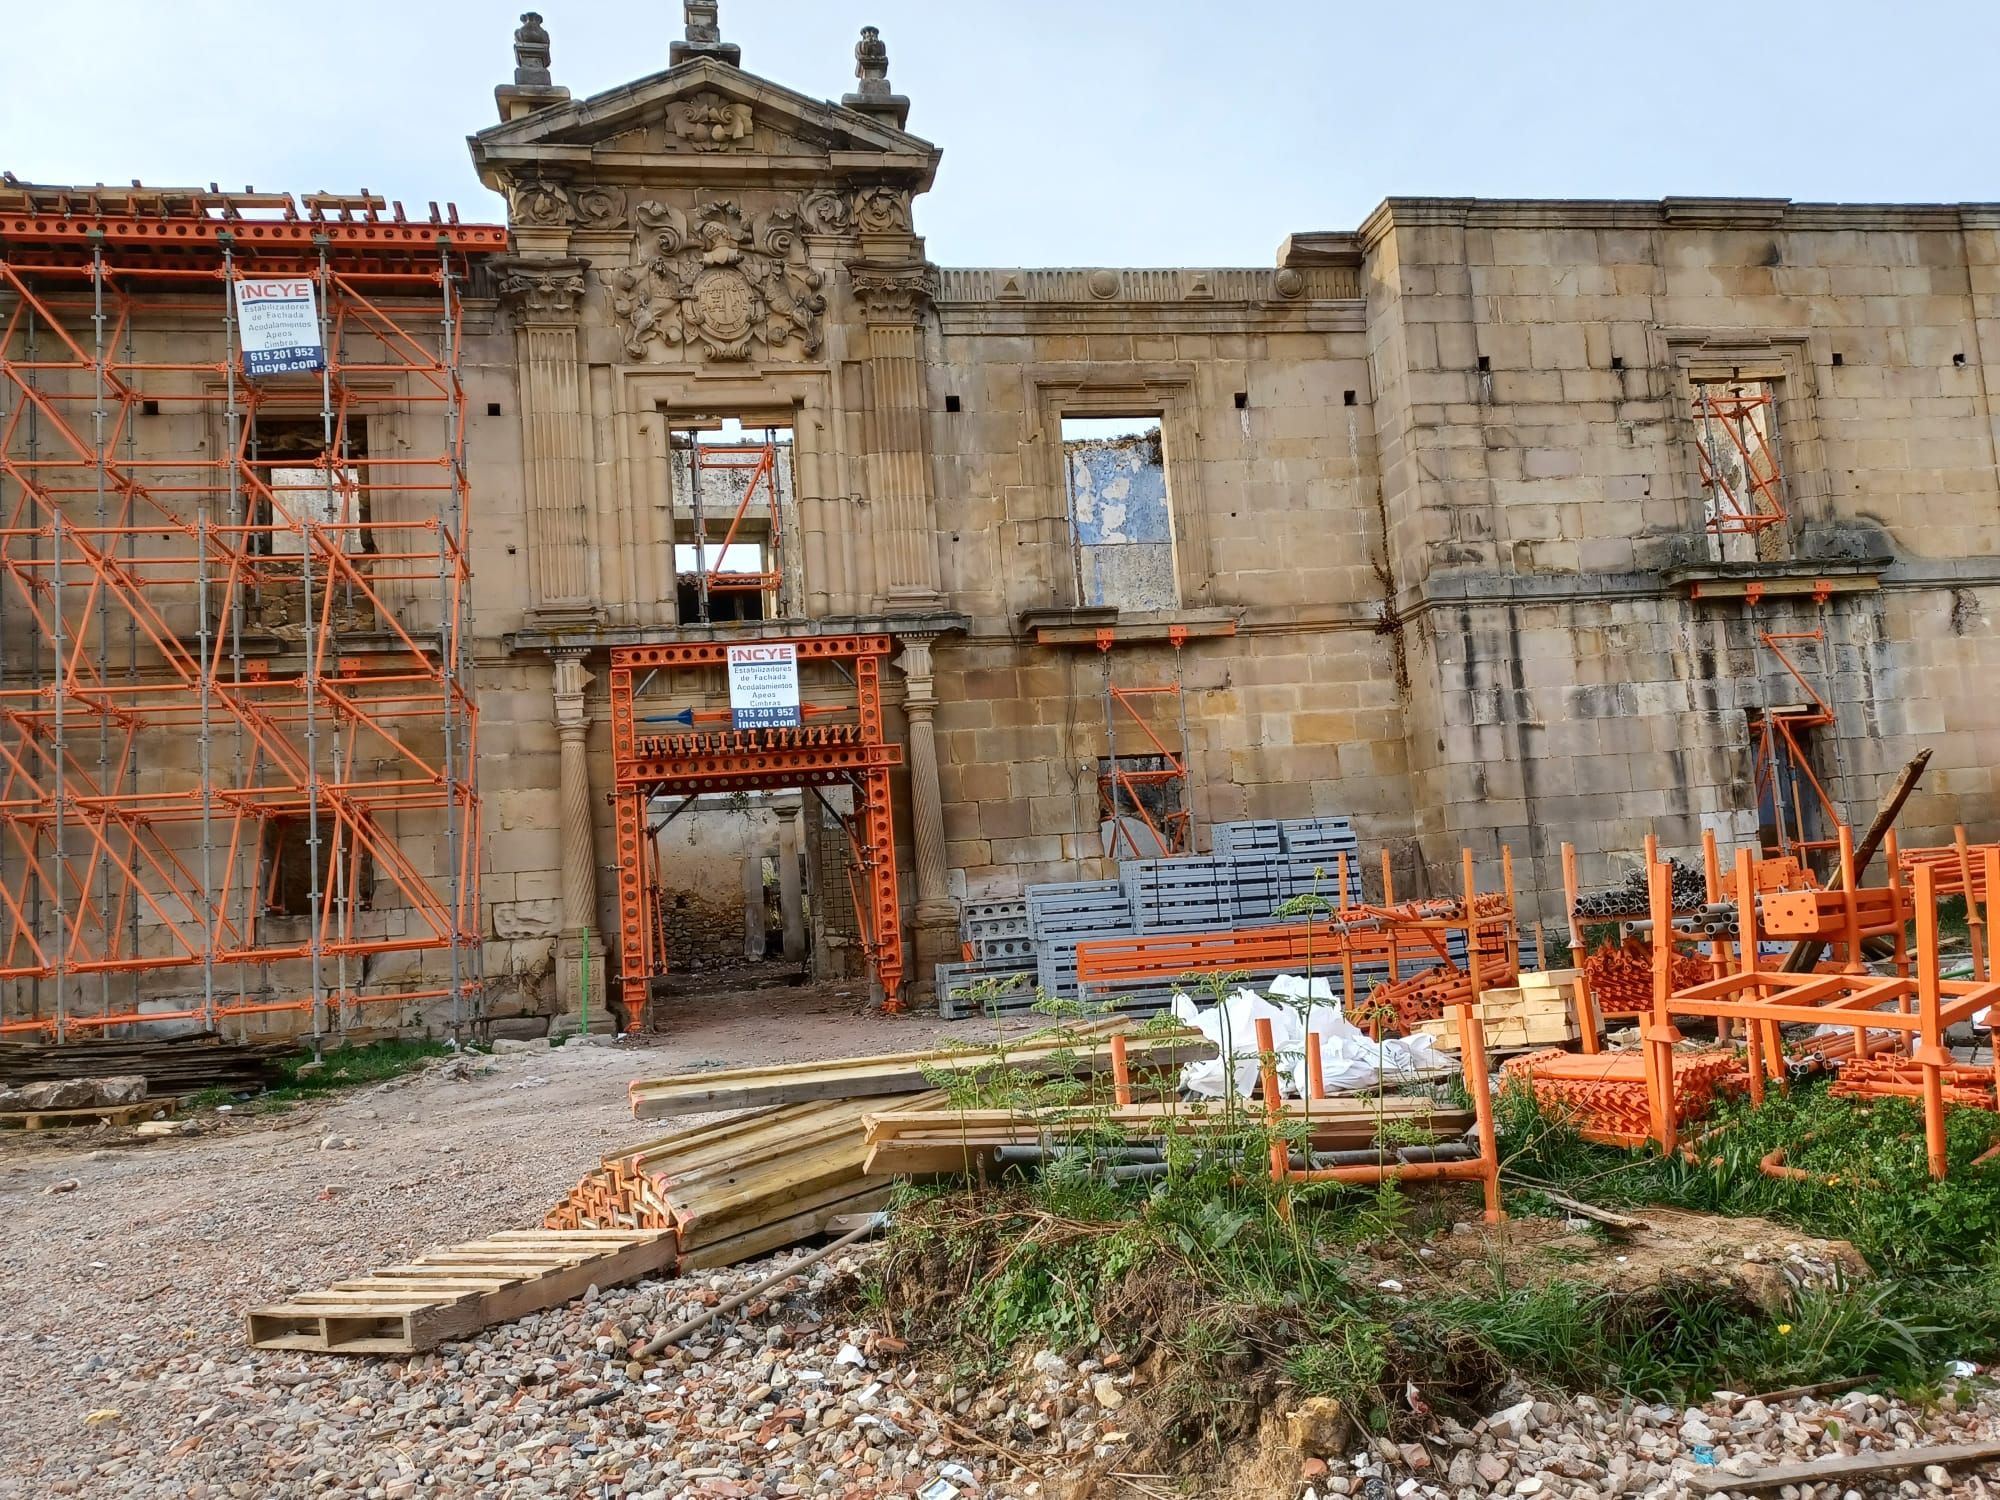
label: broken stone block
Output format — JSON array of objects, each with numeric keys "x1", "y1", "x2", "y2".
[{"x1": 1285, "y1": 1396, "x2": 1351, "y2": 1457}]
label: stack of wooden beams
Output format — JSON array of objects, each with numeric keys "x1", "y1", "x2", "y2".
[
  {"x1": 861, "y1": 1096, "x2": 1474, "y2": 1176},
  {"x1": 0, "y1": 1034, "x2": 289, "y2": 1095},
  {"x1": 549, "y1": 1019, "x2": 1217, "y2": 1274},
  {"x1": 545, "y1": 1092, "x2": 945, "y2": 1268},
  {"x1": 625, "y1": 1021, "x2": 1208, "y2": 1120}
]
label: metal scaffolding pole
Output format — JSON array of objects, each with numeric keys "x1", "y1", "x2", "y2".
[
  {"x1": 437, "y1": 246, "x2": 466, "y2": 1038},
  {"x1": 304, "y1": 241, "x2": 332, "y2": 1043}
]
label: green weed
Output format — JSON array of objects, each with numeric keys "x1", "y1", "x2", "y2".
[{"x1": 258, "y1": 1038, "x2": 455, "y2": 1106}]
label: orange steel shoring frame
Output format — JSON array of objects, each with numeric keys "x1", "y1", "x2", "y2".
[
  {"x1": 1754, "y1": 629, "x2": 1840, "y2": 860},
  {"x1": 1251, "y1": 847, "x2": 1503, "y2": 1222},
  {"x1": 683, "y1": 442, "x2": 783, "y2": 597},
  {"x1": 0, "y1": 187, "x2": 500, "y2": 1038},
  {"x1": 607, "y1": 637, "x2": 906, "y2": 1029},
  {"x1": 1646, "y1": 843, "x2": 2000, "y2": 1177},
  {"x1": 1693, "y1": 384, "x2": 1788, "y2": 536},
  {"x1": 1095, "y1": 631, "x2": 1192, "y2": 859}
]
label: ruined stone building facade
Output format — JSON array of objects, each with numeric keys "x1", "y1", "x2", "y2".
[{"x1": 4, "y1": 7, "x2": 1998, "y2": 1032}]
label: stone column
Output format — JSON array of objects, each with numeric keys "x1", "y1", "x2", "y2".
[
  {"x1": 777, "y1": 802, "x2": 807, "y2": 963},
  {"x1": 896, "y1": 635, "x2": 958, "y2": 990},
  {"x1": 499, "y1": 260, "x2": 600, "y2": 623},
  {"x1": 850, "y1": 261, "x2": 943, "y2": 609},
  {"x1": 551, "y1": 652, "x2": 610, "y2": 1034},
  {"x1": 742, "y1": 853, "x2": 768, "y2": 962}
]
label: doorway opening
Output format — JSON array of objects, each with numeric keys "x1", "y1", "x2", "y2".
[{"x1": 607, "y1": 637, "x2": 906, "y2": 1027}]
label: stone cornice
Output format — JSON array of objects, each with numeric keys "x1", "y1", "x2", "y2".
[
  {"x1": 933, "y1": 265, "x2": 1359, "y2": 305},
  {"x1": 504, "y1": 612, "x2": 970, "y2": 656},
  {"x1": 1352, "y1": 196, "x2": 2000, "y2": 252}
]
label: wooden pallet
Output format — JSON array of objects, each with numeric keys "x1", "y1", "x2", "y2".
[
  {"x1": 246, "y1": 1228, "x2": 675, "y2": 1354},
  {"x1": 0, "y1": 1096, "x2": 178, "y2": 1131}
]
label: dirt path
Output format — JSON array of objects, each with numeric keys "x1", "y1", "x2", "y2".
[{"x1": 0, "y1": 991, "x2": 1028, "y2": 1495}]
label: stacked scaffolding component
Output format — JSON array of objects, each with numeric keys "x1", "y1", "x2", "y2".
[
  {"x1": 938, "y1": 817, "x2": 1387, "y2": 1019},
  {"x1": 0, "y1": 184, "x2": 502, "y2": 1038}
]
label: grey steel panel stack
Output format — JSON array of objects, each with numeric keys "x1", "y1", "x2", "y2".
[
  {"x1": 936, "y1": 815, "x2": 1478, "y2": 1021},
  {"x1": 938, "y1": 896, "x2": 1037, "y2": 1019},
  {"x1": 1025, "y1": 880, "x2": 1136, "y2": 1006},
  {"x1": 1123, "y1": 856, "x2": 1239, "y2": 934}
]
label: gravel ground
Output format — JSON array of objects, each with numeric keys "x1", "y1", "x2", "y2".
[
  {"x1": 4, "y1": 991, "x2": 1998, "y2": 1500},
  {"x1": 0, "y1": 990, "x2": 1031, "y2": 1498}
]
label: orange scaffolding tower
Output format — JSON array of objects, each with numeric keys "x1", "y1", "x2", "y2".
[{"x1": 0, "y1": 182, "x2": 504, "y2": 1039}]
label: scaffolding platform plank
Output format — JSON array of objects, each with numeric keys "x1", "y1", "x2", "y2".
[{"x1": 246, "y1": 1230, "x2": 675, "y2": 1354}]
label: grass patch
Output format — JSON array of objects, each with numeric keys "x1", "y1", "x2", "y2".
[
  {"x1": 867, "y1": 1072, "x2": 2000, "y2": 1466},
  {"x1": 250, "y1": 1038, "x2": 455, "y2": 1108},
  {"x1": 1498, "y1": 1077, "x2": 2000, "y2": 1271}
]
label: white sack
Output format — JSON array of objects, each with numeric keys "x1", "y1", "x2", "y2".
[
  {"x1": 1173, "y1": 974, "x2": 1455, "y2": 1100},
  {"x1": 1170, "y1": 987, "x2": 1303, "y2": 1099}
]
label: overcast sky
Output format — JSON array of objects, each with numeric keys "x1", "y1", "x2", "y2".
[{"x1": 5, "y1": 2, "x2": 1996, "y2": 267}]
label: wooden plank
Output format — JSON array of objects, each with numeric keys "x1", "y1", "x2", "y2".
[
  {"x1": 627, "y1": 1023, "x2": 1197, "y2": 1119},
  {"x1": 0, "y1": 1097, "x2": 179, "y2": 1130},
  {"x1": 1684, "y1": 1440, "x2": 2000, "y2": 1494},
  {"x1": 677, "y1": 1185, "x2": 896, "y2": 1273}
]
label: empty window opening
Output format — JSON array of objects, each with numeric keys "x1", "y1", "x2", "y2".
[
  {"x1": 943, "y1": 393, "x2": 961, "y2": 413},
  {"x1": 249, "y1": 415, "x2": 369, "y2": 558},
  {"x1": 260, "y1": 815, "x2": 374, "y2": 918},
  {"x1": 1061, "y1": 415, "x2": 1176, "y2": 612},
  {"x1": 1690, "y1": 379, "x2": 1789, "y2": 564},
  {"x1": 670, "y1": 419, "x2": 794, "y2": 625}
]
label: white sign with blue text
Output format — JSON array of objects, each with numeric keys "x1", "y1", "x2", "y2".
[
  {"x1": 233, "y1": 277, "x2": 325, "y2": 378},
  {"x1": 727, "y1": 643, "x2": 801, "y2": 730}
]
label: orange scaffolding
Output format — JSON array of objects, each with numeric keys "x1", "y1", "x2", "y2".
[
  {"x1": 1693, "y1": 384, "x2": 1788, "y2": 536},
  {"x1": 1753, "y1": 628, "x2": 1840, "y2": 859},
  {"x1": 607, "y1": 637, "x2": 906, "y2": 1028},
  {"x1": 680, "y1": 440, "x2": 784, "y2": 610},
  {"x1": 1096, "y1": 631, "x2": 1192, "y2": 859},
  {"x1": 0, "y1": 182, "x2": 503, "y2": 1039}
]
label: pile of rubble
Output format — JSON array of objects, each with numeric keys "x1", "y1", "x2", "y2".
[
  {"x1": 1305, "y1": 1385, "x2": 2000, "y2": 1500},
  {"x1": 22, "y1": 1220, "x2": 2000, "y2": 1498}
]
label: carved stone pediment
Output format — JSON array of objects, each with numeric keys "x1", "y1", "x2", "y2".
[
  {"x1": 470, "y1": 58, "x2": 939, "y2": 186},
  {"x1": 607, "y1": 198, "x2": 825, "y2": 362}
]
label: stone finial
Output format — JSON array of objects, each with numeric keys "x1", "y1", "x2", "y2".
[
  {"x1": 671, "y1": 0, "x2": 742, "y2": 67},
  {"x1": 853, "y1": 26, "x2": 890, "y2": 95},
  {"x1": 513, "y1": 11, "x2": 552, "y2": 87},
  {"x1": 842, "y1": 24, "x2": 910, "y2": 128}
]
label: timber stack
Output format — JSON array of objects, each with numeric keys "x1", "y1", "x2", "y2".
[{"x1": 547, "y1": 1018, "x2": 1213, "y2": 1273}]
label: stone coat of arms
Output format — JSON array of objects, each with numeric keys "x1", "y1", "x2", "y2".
[{"x1": 609, "y1": 198, "x2": 825, "y2": 362}]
